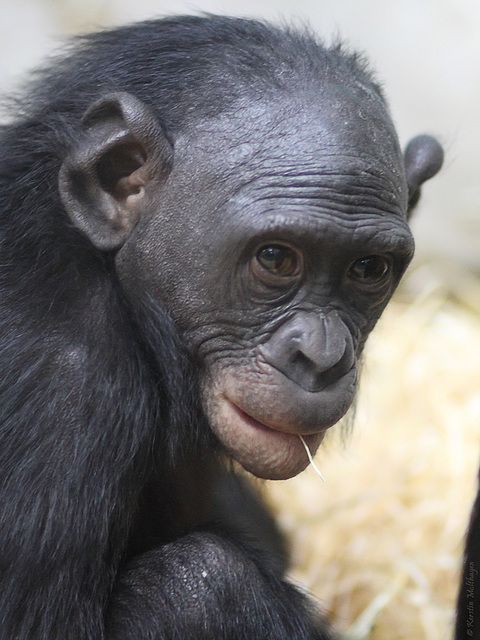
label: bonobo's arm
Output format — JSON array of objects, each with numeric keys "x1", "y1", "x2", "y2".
[{"x1": 106, "y1": 532, "x2": 336, "y2": 640}]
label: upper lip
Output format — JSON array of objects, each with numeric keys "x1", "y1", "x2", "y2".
[
  {"x1": 228, "y1": 399, "x2": 322, "y2": 438},
  {"x1": 229, "y1": 401, "x2": 279, "y2": 431}
]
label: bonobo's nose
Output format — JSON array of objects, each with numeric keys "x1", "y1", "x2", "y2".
[{"x1": 259, "y1": 311, "x2": 355, "y2": 392}]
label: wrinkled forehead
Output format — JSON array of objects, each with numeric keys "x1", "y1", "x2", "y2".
[{"x1": 169, "y1": 85, "x2": 410, "y2": 228}]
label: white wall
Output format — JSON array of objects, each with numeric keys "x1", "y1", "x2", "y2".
[{"x1": 1, "y1": 0, "x2": 478, "y2": 270}]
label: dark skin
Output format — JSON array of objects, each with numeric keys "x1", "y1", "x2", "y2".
[{"x1": 0, "y1": 16, "x2": 444, "y2": 639}]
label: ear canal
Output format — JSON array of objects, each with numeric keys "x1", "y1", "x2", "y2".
[
  {"x1": 404, "y1": 134, "x2": 444, "y2": 216},
  {"x1": 95, "y1": 141, "x2": 147, "y2": 202},
  {"x1": 59, "y1": 93, "x2": 173, "y2": 251}
]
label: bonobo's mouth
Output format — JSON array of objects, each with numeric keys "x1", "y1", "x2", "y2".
[
  {"x1": 212, "y1": 397, "x2": 325, "y2": 480},
  {"x1": 228, "y1": 400, "x2": 320, "y2": 446}
]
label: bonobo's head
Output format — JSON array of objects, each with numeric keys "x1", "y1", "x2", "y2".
[{"x1": 60, "y1": 46, "x2": 443, "y2": 480}]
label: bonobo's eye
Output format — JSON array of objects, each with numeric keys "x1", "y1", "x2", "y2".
[
  {"x1": 348, "y1": 255, "x2": 392, "y2": 285},
  {"x1": 253, "y1": 244, "x2": 303, "y2": 282}
]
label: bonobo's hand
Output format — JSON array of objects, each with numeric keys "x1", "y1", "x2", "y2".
[{"x1": 106, "y1": 531, "x2": 337, "y2": 640}]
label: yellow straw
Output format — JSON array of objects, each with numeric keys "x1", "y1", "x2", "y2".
[{"x1": 299, "y1": 435, "x2": 325, "y2": 482}]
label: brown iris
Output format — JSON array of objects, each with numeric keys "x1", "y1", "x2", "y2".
[
  {"x1": 348, "y1": 255, "x2": 391, "y2": 284},
  {"x1": 255, "y1": 244, "x2": 301, "y2": 277}
]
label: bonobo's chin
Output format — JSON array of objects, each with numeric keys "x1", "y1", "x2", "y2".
[{"x1": 233, "y1": 431, "x2": 326, "y2": 481}]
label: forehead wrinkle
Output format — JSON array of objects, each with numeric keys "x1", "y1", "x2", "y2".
[
  {"x1": 251, "y1": 186, "x2": 404, "y2": 218},
  {"x1": 278, "y1": 208, "x2": 409, "y2": 234},
  {"x1": 234, "y1": 168, "x2": 407, "y2": 219},
  {"x1": 217, "y1": 128, "x2": 408, "y2": 200}
]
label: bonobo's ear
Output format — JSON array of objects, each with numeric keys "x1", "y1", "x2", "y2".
[
  {"x1": 59, "y1": 92, "x2": 173, "y2": 250},
  {"x1": 404, "y1": 134, "x2": 444, "y2": 219}
]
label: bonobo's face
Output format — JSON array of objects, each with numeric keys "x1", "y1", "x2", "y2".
[
  {"x1": 117, "y1": 93, "x2": 414, "y2": 480},
  {"x1": 60, "y1": 88, "x2": 442, "y2": 480}
]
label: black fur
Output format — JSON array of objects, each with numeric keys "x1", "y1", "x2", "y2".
[{"x1": 0, "y1": 15, "x2": 356, "y2": 639}]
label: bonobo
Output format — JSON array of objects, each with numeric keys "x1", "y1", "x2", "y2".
[{"x1": 0, "y1": 14, "x2": 443, "y2": 640}]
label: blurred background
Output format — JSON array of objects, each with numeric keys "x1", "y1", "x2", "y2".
[{"x1": 0, "y1": 1, "x2": 479, "y2": 638}]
